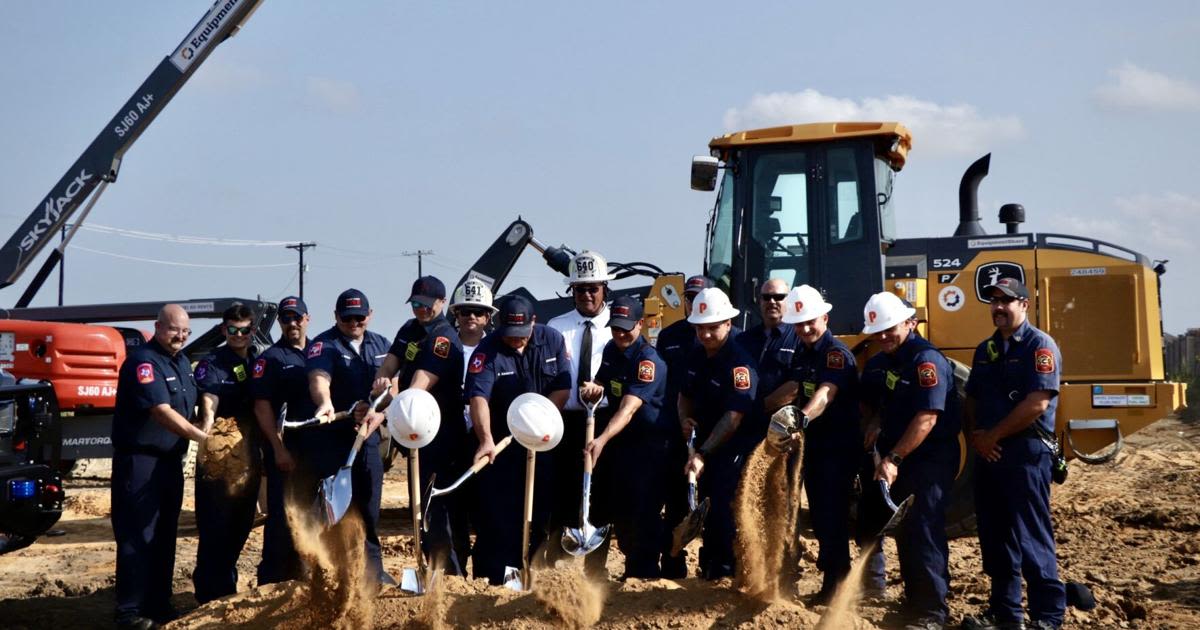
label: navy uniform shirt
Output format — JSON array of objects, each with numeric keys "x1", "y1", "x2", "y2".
[
  {"x1": 410, "y1": 315, "x2": 467, "y2": 450},
  {"x1": 656, "y1": 319, "x2": 697, "y2": 400},
  {"x1": 737, "y1": 323, "x2": 799, "y2": 430},
  {"x1": 788, "y1": 329, "x2": 860, "y2": 442},
  {"x1": 306, "y1": 326, "x2": 391, "y2": 444},
  {"x1": 861, "y1": 332, "x2": 961, "y2": 460},
  {"x1": 195, "y1": 345, "x2": 256, "y2": 419},
  {"x1": 680, "y1": 337, "x2": 759, "y2": 453},
  {"x1": 966, "y1": 319, "x2": 1061, "y2": 436},
  {"x1": 387, "y1": 318, "x2": 431, "y2": 389},
  {"x1": 250, "y1": 338, "x2": 315, "y2": 420},
  {"x1": 594, "y1": 336, "x2": 668, "y2": 437},
  {"x1": 464, "y1": 324, "x2": 571, "y2": 440},
  {"x1": 111, "y1": 339, "x2": 198, "y2": 456}
]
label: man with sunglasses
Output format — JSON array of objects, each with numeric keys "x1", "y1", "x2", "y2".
[
  {"x1": 961, "y1": 279, "x2": 1065, "y2": 630},
  {"x1": 308, "y1": 288, "x2": 394, "y2": 586},
  {"x1": 251, "y1": 296, "x2": 313, "y2": 585},
  {"x1": 545, "y1": 250, "x2": 615, "y2": 571},
  {"x1": 374, "y1": 276, "x2": 448, "y2": 398},
  {"x1": 192, "y1": 303, "x2": 261, "y2": 604},
  {"x1": 735, "y1": 279, "x2": 801, "y2": 451},
  {"x1": 111, "y1": 304, "x2": 204, "y2": 629}
]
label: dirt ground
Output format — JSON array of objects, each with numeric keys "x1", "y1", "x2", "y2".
[{"x1": 2, "y1": 414, "x2": 1197, "y2": 629}]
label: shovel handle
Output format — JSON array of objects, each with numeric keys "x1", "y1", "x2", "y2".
[
  {"x1": 521, "y1": 448, "x2": 536, "y2": 590},
  {"x1": 345, "y1": 420, "x2": 371, "y2": 467},
  {"x1": 471, "y1": 435, "x2": 512, "y2": 473},
  {"x1": 410, "y1": 448, "x2": 425, "y2": 574},
  {"x1": 582, "y1": 402, "x2": 597, "y2": 474}
]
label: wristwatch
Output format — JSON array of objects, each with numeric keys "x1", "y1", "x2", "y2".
[
  {"x1": 887, "y1": 451, "x2": 904, "y2": 467},
  {"x1": 694, "y1": 447, "x2": 708, "y2": 459}
]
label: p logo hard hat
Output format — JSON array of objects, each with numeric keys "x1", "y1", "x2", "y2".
[
  {"x1": 861, "y1": 291, "x2": 916, "y2": 335},
  {"x1": 781, "y1": 285, "x2": 833, "y2": 324},
  {"x1": 507, "y1": 392, "x2": 564, "y2": 452},
  {"x1": 451, "y1": 278, "x2": 498, "y2": 313},
  {"x1": 385, "y1": 388, "x2": 441, "y2": 449},
  {"x1": 687, "y1": 288, "x2": 740, "y2": 325},
  {"x1": 564, "y1": 250, "x2": 617, "y2": 285}
]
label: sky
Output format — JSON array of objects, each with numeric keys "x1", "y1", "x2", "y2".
[{"x1": 1, "y1": 1, "x2": 1197, "y2": 337}]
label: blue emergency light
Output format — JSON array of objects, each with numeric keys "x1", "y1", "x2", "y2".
[{"x1": 9, "y1": 478, "x2": 37, "y2": 500}]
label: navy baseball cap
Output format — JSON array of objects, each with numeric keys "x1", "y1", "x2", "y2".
[
  {"x1": 496, "y1": 294, "x2": 535, "y2": 337},
  {"x1": 407, "y1": 276, "x2": 446, "y2": 307},
  {"x1": 684, "y1": 275, "x2": 715, "y2": 296},
  {"x1": 608, "y1": 296, "x2": 643, "y2": 331},
  {"x1": 336, "y1": 288, "x2": 370, "y2": 317},
  {"x1": 986, "y1": 277, "x2": 1029, "y2": 300},
  {"x1": 278, "y1": 295, "x2": 307, "y2": 316}
]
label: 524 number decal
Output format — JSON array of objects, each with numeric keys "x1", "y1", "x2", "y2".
[{"x1": 932, "y1": 258, "x2": 962, "y2": 269}]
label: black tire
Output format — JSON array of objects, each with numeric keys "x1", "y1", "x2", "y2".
[{"x1": 943, "y1": 358, "x2": 977, "y2": 539}]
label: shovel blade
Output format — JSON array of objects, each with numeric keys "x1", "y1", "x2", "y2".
[
  {"x1": 670, "y1": 496, "x2": 710, "y2": 556},
  {"x1": 318, "y1": 466, "x2": 354, "y2": 526},
  {"x1": 400, "y1": 568, "x2": 424, "y2": 595},
  {"x1": 561, "y1": 522, "x2": 611, "y2": 557},
  {"x1": 502, "y1": 566, "x2": 524, "y2": 591},
  {"x1": 877, "y1": 494, "x2": 914, "y2": 537}
]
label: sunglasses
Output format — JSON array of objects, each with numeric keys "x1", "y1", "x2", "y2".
[
  {"x1": 278, "y1": 314, "x2": 303, "y2": 325},
  {"x1": 456, "y1": 307, "x2": 491, "y2": 318},
  {"x1": 988, "y1": 295, "x2": 1020, "y2": 305},
  {"x1": 409, "y1": 300, "x2": 431, "y2": 309},
  {"x1": 760, "y1": 293, "x2": 787, "y2": 302},
  {"x1": 339, "y1": 315, "x2": 367, "y2": 324},
  {"x1": 225, "y1": 324, "x2": 253, "y2": 336},
  {"x1": 573, "y1": 285, "x2": 602, "y2": 295}
]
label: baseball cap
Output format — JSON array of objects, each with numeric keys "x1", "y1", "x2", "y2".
[
  {"x1": 407, "y1": 276, "x2": 446, "y2": 307},
  {"x1": 496, "y1": 294, "x2": 535, "y2": 337},
  {"x1": 607, "y1": 296, "x2": 644, "y2": 331},
  {"x1": 985, "y1": 277, "x2": 1029, "y2": 300},
  {"x1": 336, "y1": 288, "x2": 370, "y2": 317},
  {"x1": 278, "y1": 295, "x2": 307, "y2": 316},
  {"x1": 684, "y1": 275, "x2": 715, "y2": 296}
]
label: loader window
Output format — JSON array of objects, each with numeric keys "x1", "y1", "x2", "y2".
[
  {"x1": 752, "y1": 153, "x2": 810, "y2": 287},
  {"x1": 828, "y1": 147, "x2": 863, "y2": 245},
  {"x1": 875, "y1": 157, "x2": 898, "y2": 243},
  {"x1": 706, "y1": 169, "x2": 737, "y2": 292}
]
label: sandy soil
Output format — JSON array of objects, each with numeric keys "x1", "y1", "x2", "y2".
[{"x1": 1, "y1": 415, "x2": 1197, "y2": 629}]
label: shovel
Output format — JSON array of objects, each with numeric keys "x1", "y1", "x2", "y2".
[
  {"x1": 316, "y1": 390, "x2": 391, "y2": 527},
  {"x1": 670, "y1": 430, "x2": 711, "y2": 556},
  {"x1": 561, "y1": 398, "x2": 611, "y2": 556},
  {"x1": 276, "y1": 401, "x2": 353, "y2": 433},
  {"x1": 503, "y1": 448, "x2": 537, "y2": 591},
  {"x1": 869, "y1": 447, "x2": 914, "y2": 539},
  {"x1": 401, "y1": 445, "x2": 427, "y2": 595},
  {"x1": 422, "y1": 435, "x2": 514, "y2": 533}
]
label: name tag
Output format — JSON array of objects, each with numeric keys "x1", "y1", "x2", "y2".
[{"x1": 499, "y1": 371, "x2": 515, "y2": 377}]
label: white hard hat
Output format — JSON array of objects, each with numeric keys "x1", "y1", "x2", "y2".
[
  {"x1": 563, "y1": 250, "x2": 617, "y2": 285},
  {"x1": 687, "y1": 287, "x2": 740, "y2": 325},
  {"x1": 781, "y1": 285, "x2": 833, "y2": 324},
  {"x1": 506, "y1": 392, "x2": 563, "y2": 452},
  {"x1": 386, "y1": 388, "x2": 441, "y2": 449},
  {"x1": 450, "y1": 278, "x2": 498, "y2": 314},
  {"x1": 861, "y1": 291, "x2": 916, "y2": 335}
]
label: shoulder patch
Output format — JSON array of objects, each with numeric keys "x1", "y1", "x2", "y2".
[
  {"x1": 468, "y1": 353, "x2": 486, "y2": 374},
  {"x1": 433, "y1": 336, "x2": 451, "y2": 359},
  {"x1": 917, "y1": 361, "x2": 938, "y2": 388},
  {"x1": 637, "y1": 360, "x2": 656, "y2": 383},
  {"x1": 732, "y1": 366, "x2": 752, "y2": 391},
  {"x1": 194, "y1": 361, "x2": 208, "y2": 381},
  {"x1": 136, "y1": 362, "x2": 155, "y2": 384},
  {"x1": 253, "y1": 358, "x2": 266, "y2": 378},
  {"x1": 1034, "y1": 348, "x2": 1056, "y2": 374},
  {"x1": 826, "y1": 350, "x2": 845, "y2": 370},
  {"x1": 307, "y1": 341, "x2": 323, "y2": 359}
]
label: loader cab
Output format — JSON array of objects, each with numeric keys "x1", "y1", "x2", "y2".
[{"x1": 695, "y1": 122, "x2": 911, "y2": 333}]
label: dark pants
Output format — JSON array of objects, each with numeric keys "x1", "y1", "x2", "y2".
[
  {"x1": 891, "y1": 448, "x2": 957, "y2": 624},
  {"x1": 697, "y1": 448, "x2": 744, "y2": 579},
  {"x1": 660, "y1": 427, "x2": 691, "y2": 577},
  {"x1": 802, "y1": 433, "x2": 859, "y2": 591},
  {"x1": 548, "y1": 410, "x2": 588, "y2": 556},
  {"x1": 855, "y1": 452, "x2": 888, "y2": 592},
  {"x1": 111, "y1": 451, "x2": 184, "y2": 623},
  {"x1": 415, "y1": 436, "x2": 471, "y2": 576},
  {"x1": 975, "y1": 439, "x2": 1066, "y2": 626},
  {"x1": 353, "y1": 437, "x2": 386, "y2": 581},
  {"x1": 257, "y1": 439, "x2": 302, "y2": 585},
  {"x1": 590, "y1": 430, "x2": 671, "y2": 578},
  {"x1": 193, "y1": 465, "x2": 260, "y2": 603},
  {"x1": 472, "y1": 443, "x2": 553, "y2": 585}
]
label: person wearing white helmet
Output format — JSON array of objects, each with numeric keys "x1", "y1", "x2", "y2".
[
  {"x1": 859, "y1": 291, "x2": 962, "y2": 630},
  {"x1": 772, "y1": 285, "x2": 864, "y2": 603},
  {"x1": 449, "y1": 278, "x2": 497, "y2": 384},
  {"x1": 735, "y1": 278, "x2": 801, "y2": 449},
  {"x1": 677, "y1": 287, "x2": 758, "y2": 581},
  {"x1": 546, "y1": 250, "x2": 616, "y2": 563}
]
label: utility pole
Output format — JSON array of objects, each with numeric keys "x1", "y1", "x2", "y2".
[
  {"x1": 402, "y1": 250, "x2": 434, "y2": 276},
  {"x1": 286, "y1": 242, "x2": 317, "y2": 300}
]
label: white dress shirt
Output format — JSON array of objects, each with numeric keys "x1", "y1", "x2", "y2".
[{"x1": 547, "y1": 305, "x2": 611, "y2": 411}]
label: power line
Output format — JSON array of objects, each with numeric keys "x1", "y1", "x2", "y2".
[
  {"x1": 286, "y1": 242, "x2": 316, "y2": 301},
  {"x1": 80, "y1": 223, "x2": 298, "y2": 247},
  {"x1": 72, "y1": 245, "x2": 293, "y2": 269},
  {"x1": 401, "y1": 250, "x2": 434, "y2": 276}
]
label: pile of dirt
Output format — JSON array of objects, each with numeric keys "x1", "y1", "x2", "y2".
[
  {"x1": 734, "y1": 439, "x2": 803, "y2": 602},
  {"x1": 815, "y1": 540, "x2": 878, "y2": 629},
  {"x1": 198, "y1": 416, "x2": 257, "y2": 495},
  {"x1": 532, "y1": 564, "x2": 607, "y2": 628}
]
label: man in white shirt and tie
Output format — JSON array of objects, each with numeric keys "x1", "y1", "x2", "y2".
[{"x1": 545, "y1": 250, "x2": 615, "y2": 574}]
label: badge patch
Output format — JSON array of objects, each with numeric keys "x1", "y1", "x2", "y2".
[
  {"x1": 468, "y1": 353, "x2": 485, "y2": 374},
  {"x1": 826, "y1": 351, "x2": 845, "y2": 370},
  {"x1": 732, "y1": 366, "x2": 751, "y2": 391},
  {"x1": 917, "y1": 362, "x2": 938, "y2": 388},
  {"x1": 1034, "y1": 348, "x2": 1055, "y2": 373},
  {"x1": 637, "y1": 360, "x2": 656, "y2": 383},
  {"x1": 307, "y1": 341, "x2": 323, "y2": 359},
  {"x1": 611, "y1": 380, "x2": 623, "y2": 397},
  {"x1": 194, "y1": 361, "x2": 208, "y2": 381},
  {"x1": 136, "y1": 363, "x2": 155, "y2": 384},
  {"x1": 803, "y1": 381, "x2": 816, "y2": 398},
  {"x1": 253, "y1": 358, "x2": 266, "y2": 378},
  {"x1": 885, "y1": 370, "x2": 899, "y2": 390},
  {"x1": 433, "y1": 336, "x2": 451, "y2": 359},
  {"x1": 233, "y1": 364, "x2": 247, "y2": 382},
  {"x1": 405, "y1": 341, "x2": 420, "y2": 362}
]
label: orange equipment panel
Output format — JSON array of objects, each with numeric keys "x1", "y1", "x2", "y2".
[{"x1": 0, "y1": 320, "x2": 126, "y2": 411}]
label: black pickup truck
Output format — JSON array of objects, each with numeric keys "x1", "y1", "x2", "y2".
[{"x1": 0, "y1": 372, "x2": 65, "y2": 553}]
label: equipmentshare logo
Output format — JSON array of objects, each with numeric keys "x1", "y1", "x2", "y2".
[{"x1": 170, "y1": 0, "x2": 247, "y2": 72}]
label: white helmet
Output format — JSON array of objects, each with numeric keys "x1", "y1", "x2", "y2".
[
  {"x1": 781, "y1": 285, "x2": 833, "y2": 324},
  {"x1": 687, "y1": 287, "x2": 740, "y2": 325},
  {"x1": 506, "y1": 392, "x2": 563, "y2": 452},
  {"x1": 862, "y1": 291, "x2": 916, "y2": 335},
  {"x1": 451, "y1": 278, "x2": 498, "y2": 314},
  {"x1": 564, "y1": 250, "x2": 617, "y2": 285},
  {"x1": 386, "y1": 388, "x2": 441, "y2": 449}
]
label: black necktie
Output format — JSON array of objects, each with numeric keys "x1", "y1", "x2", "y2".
[{"x1": 578, "y1": 320, "x2": 593, "y2": 386}]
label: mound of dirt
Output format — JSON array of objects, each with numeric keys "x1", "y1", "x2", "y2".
[
  {"x1": 198, "y1": 416, "x2": 257, "y2": 496},
  {"x1": 533, "y1": 564, "x2": 607, "y2": 628},
  {"x1": 734, "y1": 439, "x2": 803, "y2": 602}
]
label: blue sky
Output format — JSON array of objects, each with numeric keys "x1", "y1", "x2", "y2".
[{"x1": 1, "y1": 1, "x2": 1197, "y2": 336}]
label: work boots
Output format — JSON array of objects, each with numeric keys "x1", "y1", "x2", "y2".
[{"x1": 961, "y1": 612, "x2": 1026, "y2": 630}]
